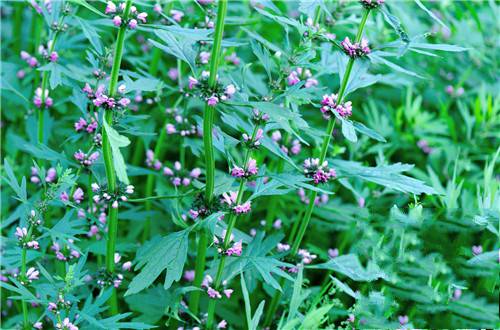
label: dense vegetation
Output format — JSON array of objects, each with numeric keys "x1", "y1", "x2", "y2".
[{"x1": 1, "y1": 0, "x2": 498, "y2": 329}]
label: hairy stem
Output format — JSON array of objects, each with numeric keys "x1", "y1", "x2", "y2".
[
  {"x1": 189, "y1": 0, "x2": 228, "y2": 316},
  {"x1": 102, "y1": 0, "x2": 132, "y2": 315}
]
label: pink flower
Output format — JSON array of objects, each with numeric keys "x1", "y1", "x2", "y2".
[
  {"x1": 273, "y1": 219, "x2": 282, "y2": 229},
  {"x1": 168, "y1": 68, "x2": 178, "y2": 80},
  {"x1": 226, "y1": 241, "x2": 243, "y2": 256},
  {"x1": 153, "y1": 4, "x2": 162, "y2": 13},
  {"x1": 73, "y1": 188, "x2": 84, "y2": 204},
  {"x1": 183, "y1": 270, "x2": 195, "y2": 282},
  {"x1": 328, "y1": 248, "x2": 339, "y2": 258},
  {"x1": 188, "y1": 76, "x2": 198, "y2": 89},
  {"x1": 112, "y1": 15, "x2": 122, "y2": 27},
  {"x1": 48, "y1": 302, "x2": 57, "y2": 311},
  {"x1": 122, "y1": 261, "x2": 132, "y2": 271},
  {"x1": 224, "y1": 84, "x2": 236, "y2": 98},
  {"x1": 137, "y1": 12, "x2": 147, "y2": 23},
  {"x1": 217, "y1": 320, "x2": 227, "y2": 329},
  {"x1": 287, "y1": 71, "x2": 300, "y2": 86},
  {"x1": 472, "y1": 245, "x2": 483, "y2": 256},
  {"x1": 231, "y1": 166, "x2": 245, "y2": 178},
  {"x1": 27, "y1": 241, "x2": 39, "y2": 249},
  {"x1": 15, "y1": 227, "x2": 28, "y2": 239},
  {"x1": 271, "y1": 131, "x2": 282, "y2": 142},
  {"x1": 74, "y1": 118, "x2": 87, "y2": 131},
  {"x1": 207, "y1": 95, "x2": 219, "y2": 107},
  {"x1": 398, "y1": 315, "x2": 409, "y2": 325},
  {"x1": 105, "y1": 1, "x2": 116, "y2": 14},
  {"x1": 33, "y1": 322, "x2": 43, "y2": 330},
  {"x1": 246, "y1": 158, "x2": 258, "y2": 176},
  {"x1": 128, "y1": 19, "x2": 137, "y2": 29},
  {"x1": 190, "y1": 168, "x2": 201, "y2": 178},
  {"x1": 341, "y1": 37, "x2": 371, "y2": 58},
  {"x1": 223, "y1": 289, "x2": 234, "y2": 298},
  {"x1": 234, "y1": 201, "x2": 251, "y2": 214},
  {"x1": 199, "y1": 51, "x2": 211, "y2": 64},
  {"x1": 277, "y1": 243, "x2": 290, "y2": 252},
  {"x1": 61, "y1": 318, "x2": 78, "y2": 330},
  {"x1": 207, "y1": 287, "x2": 222, "y2": 299},
  {"x1": 166, "y1": 123, "x2": 177, "y2": 134},
  {"x1": 49, "y1": 51, "x2": 58, "y2": 62},
  {"x1": 26, "y1": 267, "x2": 39, "y2": 281},
  {"x1": 60, "y1": 191, "x2": 69, "y2": 202},
  {"x1": 170, "y1": 9, "x2": 184, "y2": 22}
]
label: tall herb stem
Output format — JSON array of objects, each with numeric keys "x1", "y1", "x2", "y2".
[
  {"x1": 206, "y1": 125, "x2": 259, "y2": 328},
  {"x1": 102, "y1": 0, "x2": 132, "y2": 315},
  {"x1": 188, "y1": 0, "x2": 228, "y2": 315},
  {"x1": 263, "y1": 9, "x2": 371, "y2": 326}
]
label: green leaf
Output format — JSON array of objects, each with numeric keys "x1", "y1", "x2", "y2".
[
  {"x1": 341, "y1": 119, "x2": 357, "y2": 142},
  {"x1": 150, "y1": 30, "x2": 198, "y2": 73},
  {"x1": 76, "y1": 17, "x2": 103, "y2": 55},
  {"x1": 126, "y1": 229, "x2": 191, "y2": 296},
  {"x1": 352, "y1": 121, "x2": 387, "y2": 142},
  {"x1": 103, "y1": 120, "x2": 130, "y2": 185},
  {"x1": 221, "y1": 233, "x2": 294, "y2": 291},
  {"x1": 414, "y1": 0, "x2": 448, "y2": 30},
  {"x1": 330, "y1": 159, "x2": 437, "y2": 195},
  {"x1": 68, "y1": 0, "x2": 108, "y2": 17},
  {"x1": 300, "y1": 304, "x2": 333, "y2": 329},
  {"x1": 330, "y1": 276, "x2": 360, "y2": 299},
  {"x1": 308, "y1": 254, "x2": 386, "y2": 281}
]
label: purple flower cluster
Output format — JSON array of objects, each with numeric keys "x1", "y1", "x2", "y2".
[
  {"x1": 242, "y1": 128, "x2": 264, "y2": 149},
  {"x1": 298, "y1": 188, "x2": 329, "y2": 206},
  {"x1": 82, "y1": 84, "x2": 131, "y2": 111},
  {"x1": 20, "y1": 51, "x2": 39, "y2": 67},
  {"x1": 162, "y1": 161, "x2": 201, "y2": 187},
  {"x1": 33, "y1": 87, "x2": 53, "y2": 108},
  {"x1": 231, "y1": 158, "x2": 259, "y2": 178},
  {"x1": 341, "y1": 37, "x2": 371, "y2": 58},
  {"x1": 51, "y1": 240, "x2": 81, "y2": 261},
  {"x1": 287, "y1": 67, "x2": 318, "y2": 88},
  {"x1": 92, "y1": 183, "x2": 134, "y2": 209},
  {"x1": 74, "y1": 150, "x2": 100, "y2": 167},
  {"x1": 320, "y1": 93, "x2": 353, "y2": 119},
  {"x1": 30, "y1": 167, "x2": 56, "y2": 184},
  {"x1": 221, "y1": 191, "x2": 252, "y2": 215},
  {"x1": 271, "y1": 131, "x2": 302, "y2": 155},
  {"x1": 188, "y1": 71, "x2": 236, "y2": 107},
  {"x1": 303, "y1": 158, "x2": 337, "y2": 184},
  {"x1": 74, "y1": 116, "x2": 98, "y2": 133},
  {"x1": 15, "y1": 227, "x2": 39, "y2": 250},
  {"x1": 164, "y1": 108, "x2": 199, "y2": 137},
  {"x1": 214, "y1": 232, "x2": 243, "y2": 257},
  {"x1": 105, "y1": 1, "x2": 147, "y2": 29},
  {"x1": 202, "y1": 274, "x2": 234, "y2": 303},
  {"x1": 360, "y1": 0, "x2": 384, "y2": 9}
]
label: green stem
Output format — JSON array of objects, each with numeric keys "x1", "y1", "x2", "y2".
[
  {"x1": 188, "y1": 230, "x2": 208, "y2": 313},
  {"x1": 38, "y1": 12, "x2": 65, "y2": 144},
  {"x1": 102, "y1": 0, "x2": 132, "y2": 315},
  {"x1": 203, "y1": 0, "x2": 228, "y2": 203},
  {"x1": 189, "y1": 0, "x2": 228, "y2": 317},
  {"x1": 206, "y1": 125, "x2": 259, "y2": 328},
  {"x1": 263, "y1": 9, "x2": 371, "y2": 327}
]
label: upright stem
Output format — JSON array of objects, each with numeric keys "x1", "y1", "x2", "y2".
[
  {"x1": 38, "y1": 12, "x2": 65, "y2": 144},
  {"x1": 189, "y1": 0, "x2": 228, "y2": 316},
  {"x1": 263, "y1": 8, "x2": 371, "y2": 326},
  {"x1": 102, "y1": 0, "x2": 132, "y2": 315},
  {"x1": 206, "y1": 125, "x2": 259, "y2": 329}
]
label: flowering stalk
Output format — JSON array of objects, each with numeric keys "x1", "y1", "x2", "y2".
[
  {"x1": 263, "y1": 8, "x2": 371, "y2": 327},
  {"x1": 205, "y1": 124, "x2": 260, "y2": 328},
  {"x1": 188, "y1": 0, "x2": 228, "y2": 315},
  {"x1": 37, "y1": 9, "x2": 68, "y2": 144},
  {"x1": 102, "y1": 0, "x2": 132, "y2": 315}
]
